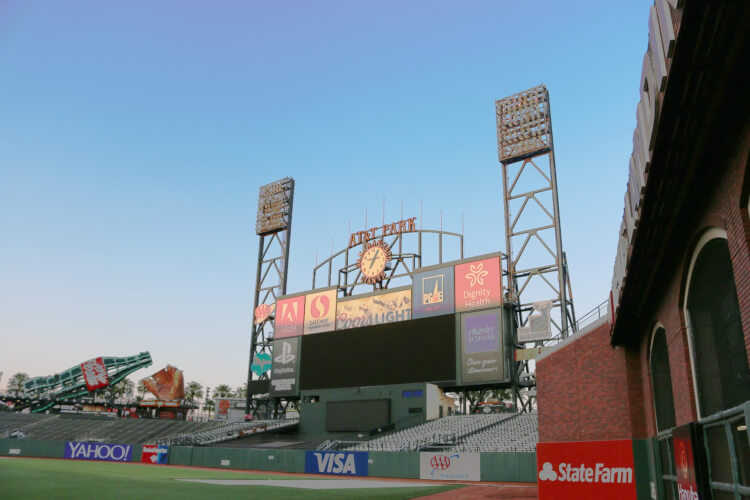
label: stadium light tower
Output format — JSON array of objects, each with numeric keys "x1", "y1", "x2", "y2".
[
  {"x1": 246, "y1": 178, "x2": 295, "y2": 418},
  {"x1": 496, "y1": 85, "x2": 575, "y2": 346}
]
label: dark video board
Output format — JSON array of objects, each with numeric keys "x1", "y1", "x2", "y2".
[{"x1": 299, "y1": 314, "x2": 456, "y2": 390}]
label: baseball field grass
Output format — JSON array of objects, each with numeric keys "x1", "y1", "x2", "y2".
[{"x1": 0, "y1": 458, "x2": 463, "y2": 499}]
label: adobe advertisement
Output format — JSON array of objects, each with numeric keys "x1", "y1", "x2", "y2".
[
  {"x1": 460, "y1": 309, "x2": 504, "y2": 384},
  {"x1": 270, "y1": 337, "x2": 300, "y2": 397},
  {"x1": 336, "y1": 289, "x2": 411, "y2": 330},
  {"x1": 304, "y1": 451, "x2": 368, "y2": 476},
  {"x1": 80, "y1": 357, "x2": 109, "y2": 391},
  {"x1": 275, "y1": 295, "x2": 305, "y2": 338},
  {"x1": 536, "y1": 440, "x2": 637, "y2": 500},
  {"x1": 65, "y1": 442, "x2": 133, "y2": 462},
  {"x1": 454, "y1": 257, "x2": 502, "y2": 312},
  {"x1": 419, "y1": 452, "x2": 480, "y2": 481},
  {"x1": 141, "y1": 445, "x2": 169, "y2": 465},
  {"x1": 412, "y1": 266, "x2": 455, "y2": 319},
  {"x1": 304, "y1": 289, "x2": 337, "y2": 334}
]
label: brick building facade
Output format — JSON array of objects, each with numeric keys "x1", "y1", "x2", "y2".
[{"x1": 536, "y1": 1, "x2": 749, "y2": 498}]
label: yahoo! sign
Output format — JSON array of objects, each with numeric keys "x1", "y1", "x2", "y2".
[{"x1": 65, "y1": 442, "x2": 133, "y2": 462}]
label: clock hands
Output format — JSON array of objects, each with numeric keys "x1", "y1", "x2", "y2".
[{"x1": 368, "y1": 249, "x2": 380, "y2": 270}]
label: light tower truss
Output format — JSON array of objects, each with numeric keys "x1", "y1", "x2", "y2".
[
  {"x1": 496, "y1": 84, "x2": 575, "y2": 344},
  {"x1": 246, "y1": 178, "x2": 294, "y2": 418},
  {"x1": 496, "y1": 85, "x2": 576, "y2": 413}
]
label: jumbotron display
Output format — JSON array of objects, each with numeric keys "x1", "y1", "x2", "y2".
[{"x1": 267, "y1": 253, "x2": 512, "y2": 397}]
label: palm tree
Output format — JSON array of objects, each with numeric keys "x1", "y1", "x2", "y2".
[
  {"x1": 7, "y1": 373, "x2": 29, "y2": 397},
  {"x1": 213, "y1": 384, "x2": 233, "y2": 398},
  {"x1": 185, "y1": 381, "x2": 203, "y2": 406},
  {"x1": 136, "y1": 381, "x2": 147, "y2": 401}
]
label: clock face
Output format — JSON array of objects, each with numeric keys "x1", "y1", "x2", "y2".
[{"x1": 358, "y1": 241, "x2": 391, "y2": 284}]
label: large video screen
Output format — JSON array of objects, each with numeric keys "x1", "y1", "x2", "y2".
[
  {"x1": 326, "y1": 399, "x2": 390, "y2": 432},
  {"x1": 299, "y1": 314, "x2": 456, "y2": 390}
]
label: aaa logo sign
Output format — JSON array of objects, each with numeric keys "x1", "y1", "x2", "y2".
[
  {"x1": 536, "y1": 440, "x2": 636, "y2": 500},
  {"x1": 304, "y1": 290, "x2": 336, "y2": 335},
  {"x1": 454, "y1": 257, "x2": 502, "y2": 312}
]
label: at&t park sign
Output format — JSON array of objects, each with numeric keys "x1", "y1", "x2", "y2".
[{"x1": 348, "y1": 217, "x2": 417, "y2": 247}]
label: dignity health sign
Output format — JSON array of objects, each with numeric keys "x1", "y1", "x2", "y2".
[{"x1": 65, "y1": 442, "x2": 133, "y2": 462}]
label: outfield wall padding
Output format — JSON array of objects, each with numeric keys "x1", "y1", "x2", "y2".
[
  {"x1": 1, "y1": 439, "x2": 536, "y2": 482},
  {"x1": 0, "y1": 439, "x2": 142, "y2": 462}
]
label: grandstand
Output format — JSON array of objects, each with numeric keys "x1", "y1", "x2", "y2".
[
  {"x1": 325, "y1": 412, "x2": 536, "y2": 453},
  {"x1": 0, "y1": 413, "x2": 293, "y2": 446}
]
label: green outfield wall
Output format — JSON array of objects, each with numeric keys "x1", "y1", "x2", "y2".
[{"x1": 0, "y1": 438, "x2": 536, "y2": 482}]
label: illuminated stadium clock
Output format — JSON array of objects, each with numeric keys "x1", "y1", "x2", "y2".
[{"x1": 358, "y1": 240, "x2": 392, "y2": 285}]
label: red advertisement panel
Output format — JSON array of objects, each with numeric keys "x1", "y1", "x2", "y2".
[
  {"x1": 275, "y1": 296, "x2": 305, "y2": 338},
  {"x1": 672, "y1": 424, "x2": 704, "y2": 500},
  {"x1": 454, "y1": 257, "x2": 502, "y2": 312},
  {"x1": 536, "y1": 440, "x2": 637, "y2": 500},
  {"x1": 80, "y1": 357, "x2": 109, "y2": 391}
]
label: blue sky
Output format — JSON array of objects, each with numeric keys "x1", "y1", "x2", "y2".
[{"x1": 1, "y1": 1, "x2": 652, "y2": 393}]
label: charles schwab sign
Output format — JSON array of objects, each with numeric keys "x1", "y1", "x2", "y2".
[{"x1": 65, "y1": 442, "x2": 133, "y2": 462}]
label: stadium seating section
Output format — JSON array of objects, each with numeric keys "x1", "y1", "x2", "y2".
[{"x1": 1, "y1": 412, "x2": 536, "y2": 451}]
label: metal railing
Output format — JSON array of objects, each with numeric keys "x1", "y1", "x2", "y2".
[{"x1": 655, "y1": 402, "x2": 749, "y2": 500}]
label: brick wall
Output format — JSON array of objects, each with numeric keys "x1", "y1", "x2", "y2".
[{"x1": 537, "y1": 321, "x2": 646, "y2": 442}]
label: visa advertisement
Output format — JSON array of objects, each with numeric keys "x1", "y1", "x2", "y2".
[
  {"x1": 141, "y1": 445, "x2": 169, "y2": 464},
  {"x1": 305, "y1": 451, "x2": 368, "y2": 476},
  {"x1": 454, "y1": 257, "x2": 502, "y2": 312},
  {"x1": 270, "y1": 337, "x2": 300, "y2": 397},
  {"x1": 275, "y1": 296, "x2": 305, "y2": 338},
  {"x1": 64, "y1": 442, "x2": 133, "y2": 462},
  {"x1": 419, "y1": 452, "x2": 480, "y2": 481},
  {"x1": 536, "y1": 440, "x2": 637, "y2": 500},
  {"x1": 304, "y1": 289, "x2": 337, "y2": 335},
  {"x1": 460, "y1": 309, "x2": 504, "y2": 384},
  {"x1": 336, "y1": 289, "x2": 411, "y2": 330},
  {"x1": 412, "y1": 267, "x2": 455, "y2": 319}
]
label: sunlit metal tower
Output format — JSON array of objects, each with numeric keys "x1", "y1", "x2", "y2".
[
  {"x1": 496, "y1": 85, "x2": 575, "y2": 346},
  {"x1": 245, "y1": 178, "x2": 294, "y2": 417}
]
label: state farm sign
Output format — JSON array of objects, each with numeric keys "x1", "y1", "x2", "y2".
[{"x1": 537, "y1": 440, "x2": 637, "y2": 500}]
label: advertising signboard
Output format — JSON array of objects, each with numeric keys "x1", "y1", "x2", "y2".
[
  {"x1": 454, "y1": 257, "x2": 502, "y2": 312},
  {"x1": 517, "y1": 300, "x2": 554, "y2": 342},
  {"x1": 65, "y1": 442, "x2": 133, "y2": 462},
  {"x1": 335, "y1": 289, "x2": 411, "y2": 330},
  {"x1": 536, "y1": 440, "x2": 637, "y2": 500},
  {"x1": 270, "y1": 337, "x2": 300, "y2": 397},
  {"x1": 304, "y1": 451, "x2": 368, "y2": 477},
  {"x1": 419, "y1": 452, "x2": 480, "y2": 481},
  {"x1": 80, "y1": 357, "x2": 109, "y2": 392},
  {"x1": 275, "y1": 296, "x2": 305, "y2": 338},
  {"x1": 412, "y1": 266, "x2": 455, "y2": 319},
  {"x1": 217, "y1": 398, "x2": 230, "y2": 417},
  {"x1": 304, "y1": 289, "x2": 337, "y2": 335},
  {"x1": 672, "y1": 423, "x2": 708, "y2": 500},
  {"x1": 460, "y1": 309, "x2": 504, "y2": 384},
  {"x1": 141, "y1": 445, "x2": 169, "y2": 464}
]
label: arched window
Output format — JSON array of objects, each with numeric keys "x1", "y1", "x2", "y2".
[
  {"x1": 649, "y1": 326, "x2": 676, "y2": 431},
  {"x1": 684, "y1": 230, "x2": 750, "y2": 417}
]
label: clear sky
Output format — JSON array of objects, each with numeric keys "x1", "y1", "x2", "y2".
[{"x1": 1, "y1": 1, "x2": 652, "y2": 394}]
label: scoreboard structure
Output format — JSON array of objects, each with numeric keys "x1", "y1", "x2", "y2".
[{"x1": 266, "y1": 253, "x2": 514, "y2": 399}]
